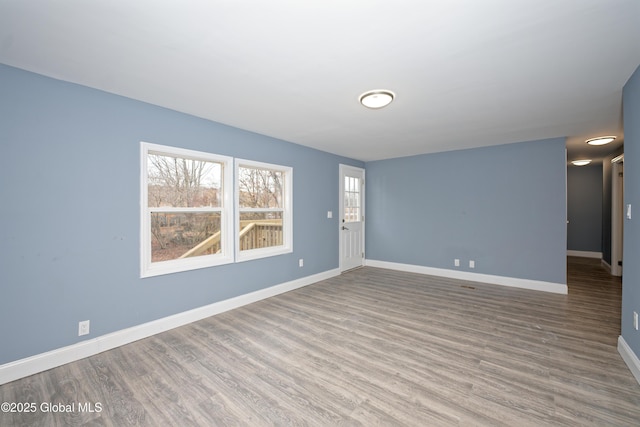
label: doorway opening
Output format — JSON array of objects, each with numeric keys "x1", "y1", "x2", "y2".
[{"x1": 611, "y1": 155, "x2": 624, "y2": 277}]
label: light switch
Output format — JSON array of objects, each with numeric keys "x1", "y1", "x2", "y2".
[
  {"x1": 627, "y1": 204, "x2": 632, "y2": 220},
  {"x1": 327, "y1": 211, "x2": 333, "y2": 218}
]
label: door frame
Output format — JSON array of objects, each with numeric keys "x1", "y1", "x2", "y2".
[
  {"x1": 339, "y1": 164, "x2": 366, "y2": 272},
  {"x1": 611, "y1": 155, "x2": 624, "y2": 276}
]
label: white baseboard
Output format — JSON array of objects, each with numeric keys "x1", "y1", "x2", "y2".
[
  {"x1": 0, "y1": 268, "x2": 340, "y2": 385},
  {"x1": 567, "y1": 250, "x2": 602, "y2": 259},
  {"x1": 618, "y1": 336, "x2": 640, "y2": 386},
  {"x1": 365, "y1": 259, "x2": 567, "y2": 294}
]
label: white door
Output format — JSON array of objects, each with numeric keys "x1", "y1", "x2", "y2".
[{"x1": 339, "y1": 165, "x2": 365, "y2": 272}]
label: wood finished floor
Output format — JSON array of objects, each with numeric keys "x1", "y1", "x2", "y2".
[{"x1": 1, "y1": 257, "x2": 639, "y2": 426}]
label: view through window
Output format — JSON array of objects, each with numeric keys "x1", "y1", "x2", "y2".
[
  {"x1": 141, "y1": 143, "x2": 233, "y2": 277},
  {"x1": 236, "y1": 159, "x2": 292, "y2": 261}
]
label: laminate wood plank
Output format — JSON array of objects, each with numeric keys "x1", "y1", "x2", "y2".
[{"x1": 1, "y1": 257, "x2": 639, "y2": 426}]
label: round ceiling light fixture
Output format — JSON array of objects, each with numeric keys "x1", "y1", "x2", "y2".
[
  {"x1": 571, "y1": 160, "x2": 592, "y2": 166},
  {"x1": 359, "y1": 90, "x2": 395, "y2": 109},
  {"x1": 586, "y1": 136, "x2": 616, "y2": 145}
]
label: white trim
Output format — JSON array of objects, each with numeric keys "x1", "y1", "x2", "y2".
[
  {"x1": 601, "y1": 258, "x2": 612, "y2": 273},
  {"x1": 0, "y1": 268, "x2": 339, "y2": 385},
  {"x1": 618, "y1": 336, "x2": 640, "y2": 386},
  {"x1": 566, "y1": 250, "x2": 602, "y2": 259},
  {"x1": 611, "y1": 154, "x2": 625, "y2": 164},
  {"x1": 365, "y1": 259, "x2": 568, "y2": 294}
]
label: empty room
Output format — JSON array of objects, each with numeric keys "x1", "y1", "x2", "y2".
[{"x1": 1, "y1": 1, "x2": 640, "y2": 426}]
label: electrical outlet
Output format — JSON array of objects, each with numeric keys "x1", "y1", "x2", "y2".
[
  {"x1": 469, "y1": 260, "x2": 475, "y2": 269},
  {"x1": 299, "y1": 258, "x2": 304, "y2": 267},
  {"x1": 634, "y1": 311, "x2": 639, "y2": 331},
  {"x1": 78, "y1": 320, "x2": 90, "y2": 336},
  {"x1": 454, "y1": 259, "x2": 460, "y2": 267}
]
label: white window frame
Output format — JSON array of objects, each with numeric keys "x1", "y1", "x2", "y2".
[
  {"x1": 235, "y1": 158, "x2": 293, "y2": 262},
  {"x1": 140, "y1": 142, "x2": 233, "y2": 278}
]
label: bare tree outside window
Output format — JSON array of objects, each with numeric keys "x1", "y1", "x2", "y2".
[
  {"x1": 147, "y1": 153, "x2": 223, "y2": 262},
  {"x1": 238, "y1": 167, "x2": 283, "y2": 210},
  {"x1": 141, "y1": 142, "x2": 234, "y2": 278},
  {"x1": 148, "y1": 154, "x2": 221, "y2": 208},
  {"x1": 237, "y1": 164, "x2": 288, "y2": 252}
]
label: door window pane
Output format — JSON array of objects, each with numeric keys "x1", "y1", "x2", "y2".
[{"x1": 344, "y1": 176, "x2": 360, "y2": 222}]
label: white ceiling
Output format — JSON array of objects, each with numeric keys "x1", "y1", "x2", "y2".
[{"x1": 1, "y1": 0, "x2": 639, "y2": 162}]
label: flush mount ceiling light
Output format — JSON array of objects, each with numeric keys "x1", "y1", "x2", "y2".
[
  {"x1": 571, "y1": 160, "x2": 592, "y2": 166},
  {"x1": 359, "y1": 90, "x2": 395, "y2": 109},
  {"x1": 586, "y1": 136, "x2": 616, "y2": 145}
]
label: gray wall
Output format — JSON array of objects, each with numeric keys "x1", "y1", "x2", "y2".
[
  {"x1": 0, "y1": 64, "x2": 363, "y2": 365},
  {"x1": 567, "y1": 164, "x2": 603, "y2": 253},
  {"x1": 365, "y1": 138, "x2": 567, "y2": 284},
  {"x1": 622, "y1": 64, "x2": 640, "y2": 358}
]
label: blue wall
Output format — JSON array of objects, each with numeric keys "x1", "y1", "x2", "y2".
[
  {"x1": 0, "y1": 64, "x2": 362, "y2": 365},
  {"x1": 622, "y1": 64, "x2": 640, "y2": 358},
  {"x1": 567, "y1": 164, "x2": 603, "y2": 253},
  {"x1": 366, "y1": 139, "x2": 567, "y2": 284}
]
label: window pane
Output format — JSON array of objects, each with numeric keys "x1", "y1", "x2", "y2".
[
  {"x1": 238, "y1": 167, "x2": 283, "y2": 208},
  {"x1": 148, "y1": 153, "x2": 222, "y2": 208},
  {"x1": 151, "y1": 212, "x2": 222, "y2": 262},
  {"x1": 344, "y1": 176, "x2": 360, "y2": 223},
  {"x1": 239, "y1": 212, "x2": 283, "y2": 251}
]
